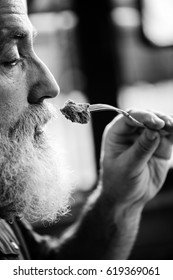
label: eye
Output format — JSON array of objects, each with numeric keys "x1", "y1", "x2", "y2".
[
  {"x1": 4, "y1": 58, "x2": 21, "y2": 67},
  {"x1": 9, "y1": 59, "x2": 19, "y2": 66}
]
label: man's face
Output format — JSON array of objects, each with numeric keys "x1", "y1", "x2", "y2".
[
  {"x1": 0, "y1": 0, "x2": 74, "y2": 223},
  {"x1": 0, "y1": 0, "x2": 59, "y2": 127}
]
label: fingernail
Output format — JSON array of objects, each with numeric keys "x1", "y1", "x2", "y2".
[
  {"x1": 167, "y1": 119, "x2": 173, "y2": 126},
  {"x1": 151, "y1": 117, "x2": 165, "y2": 127},
  {"x1": 146, "y1": 129, "x2": 158, "y2": 141}
]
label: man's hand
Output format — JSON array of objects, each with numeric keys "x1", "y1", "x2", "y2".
[
  {"x1": 99, "y1": 109, "x2": 173, "y2": 209},
  {"x1": 56, "y1": 109, "x2": 173, "y2": 260}
]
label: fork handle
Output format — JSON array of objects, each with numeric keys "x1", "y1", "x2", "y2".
[{"x1": 89, "y1": 104, "x2": 145, "y2": 128}]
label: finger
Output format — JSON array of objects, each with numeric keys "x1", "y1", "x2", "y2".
[
  {"x1": 151, "y1": 110, "x2": 173, "y2": 133},
  {"x1": 107, "y1": 109, "x2": 165, "y2": 137},
  {"x1": 127, "y1": 129, "x2": 160, "y2": 171},
  {"x1": 154, "y1": 136, "x2": 173, "y2": 159},
  {"x1": 167, "y1": 134, "x2": 173, "y2": 142},
  {"x1": 105, "y1": 114, "x2": 137, "y2": 137},
  {"x1": 127, "y1": 109, "x2": 165, "y2": 130}
]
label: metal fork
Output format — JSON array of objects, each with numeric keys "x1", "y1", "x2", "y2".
[{"x1": 89, "y1": 104, "x2": 146, "y2": 128}]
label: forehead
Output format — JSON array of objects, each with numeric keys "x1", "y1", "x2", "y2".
[
  {"x1": 0, "y1": 0, "x2": 32, "y2": 37},
  {"x1": 0, "y1": 0, "x2": 27, "y2": 14}
]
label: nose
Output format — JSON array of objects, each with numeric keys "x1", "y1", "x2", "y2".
[{"x1": 28, "y1": 55, "x2": 60, "y2": 104}]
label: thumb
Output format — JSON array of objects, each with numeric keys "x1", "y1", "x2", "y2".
[{"x1": 128, "y1": 129, "x2": 160, "y2": 170}]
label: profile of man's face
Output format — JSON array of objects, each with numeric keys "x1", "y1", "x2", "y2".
[{"x1": 0, "y1": 0, "x2": 73, "y2": 223}]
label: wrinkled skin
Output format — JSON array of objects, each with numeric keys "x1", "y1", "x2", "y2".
[
  {"x1": 100, "y1": 110, "x2": 173, "y2": 210},
  {"x1": 0, "y1": 0, "x2": 59, "y2": 131}
]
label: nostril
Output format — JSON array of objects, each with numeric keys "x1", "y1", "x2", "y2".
[
  {"x1": 40, "y1": 96, "x2": 52, "y2": 101},
  {"x1": 28, "y1": 80, "x2": 59, "y2": 104},
  {"x1": 37, "y1": 96, "x2": 51, "y2": 103},
  {"x1": 28, "y1": 95, "x2": 54, "y2": 104}
]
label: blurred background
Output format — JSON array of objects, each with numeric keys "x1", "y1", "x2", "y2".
[{"x1": 27, "y1": 0, "x2": 173, "y2": 259}]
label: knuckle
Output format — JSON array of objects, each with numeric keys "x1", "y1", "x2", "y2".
[{"x1": 137, "y1": 140, "x2": 151, "y2": 154}]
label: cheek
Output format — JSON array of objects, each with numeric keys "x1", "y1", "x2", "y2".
[{"x1": 0, "y1": 77, "x2": 28, "y2": 126}]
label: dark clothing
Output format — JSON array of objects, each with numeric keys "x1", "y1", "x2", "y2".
[{"x1": 0, "y1": 218, "x2": 62, "y2": 260}]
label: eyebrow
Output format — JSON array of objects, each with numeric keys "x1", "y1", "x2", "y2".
[{"x1": 0, "y1": 27, "x2": 38, "y2": 53}]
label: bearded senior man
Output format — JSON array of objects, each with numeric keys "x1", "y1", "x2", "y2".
[{"x1": 0, "y1": 0, "x2": 173, "y2": 260}]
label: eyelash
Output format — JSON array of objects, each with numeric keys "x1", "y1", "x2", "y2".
[{"x1": 3, "y1": 58, "x2": 23, "y2": 68}]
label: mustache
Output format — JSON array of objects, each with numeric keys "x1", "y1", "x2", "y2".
[{"x1": 8, "y1": 102, "x2": 57, "y2": 140}]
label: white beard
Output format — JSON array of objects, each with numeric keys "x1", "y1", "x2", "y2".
[{"x1": 0, "y1": 102, "x2": 75, "y2": 223}]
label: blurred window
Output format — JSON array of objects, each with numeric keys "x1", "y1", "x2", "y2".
[
  {"x1": 110, "y1": 0, "x2": 173, "y2": 166},
  {"x1": 142, "y1": 0, "x2": 173, "y2": 47}
]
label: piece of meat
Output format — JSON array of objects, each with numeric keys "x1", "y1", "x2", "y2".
[{"x1": 60, "y1": 100, "x2": 91, "y2": 124}]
